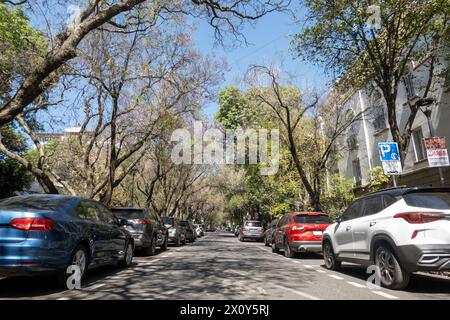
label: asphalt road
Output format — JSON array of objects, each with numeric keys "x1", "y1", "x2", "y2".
[{"x1": 0, "y1": 232, "x2": 449, "y2": 300}]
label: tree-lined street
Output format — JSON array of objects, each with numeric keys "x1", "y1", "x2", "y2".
[{"x1": 1, "y1": 231, "x2": 448, "y2": 300}]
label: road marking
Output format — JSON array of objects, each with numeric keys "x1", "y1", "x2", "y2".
[
  {"x1": 316, "y1": 269, "x2": 326, "y2": 273},
  {"x1": 347, "y1": 281, "x2": 366, "y2": 288},
  {"x1": 304, "y1": 265, "x2": 315, "y2": 269},
  {"x1": 168, "y1": 252, "x2": 174, "y2": 255},
  {"x1": 226, "y1": 269, "x2": 321, "y2": 300},
  {"x1": 85, "y1": 283, "x2": 106, "y2": 290},
  {"x1": 276, "y1": 285, "x2": 321, "y2": 300},
  {"x1": 293, "y1": 260, "x2": 301, "y2": 264},
  {"x1": 328, "y1": 275, "x2": 344, "y2": 280},
  {"x1": 372, "y1": 291, "x2": 399, "y2": 299}
]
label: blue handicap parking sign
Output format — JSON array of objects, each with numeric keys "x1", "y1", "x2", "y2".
[{"x1": 378, "y1": 142, "x2": 400, "y2": 161}]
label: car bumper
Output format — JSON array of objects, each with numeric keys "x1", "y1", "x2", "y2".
[
  {"x1": 396, "y1": 244, "x2": 450, "y2": 272},
  {"x1": 242, "y1": 233, "x2": 264, "y2": 239},
  {"x1": 289, "y1": 241, "x2": 322, "y2": 253}
]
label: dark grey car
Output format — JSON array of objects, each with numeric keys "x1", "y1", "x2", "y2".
[
  {"x1": 111, "y1": 208, "x2": 168, "y2": 256},
  {"x1": 180, "y1": 220, "x2": 197, "y2": 242}
]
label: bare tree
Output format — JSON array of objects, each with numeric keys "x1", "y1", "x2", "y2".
[{"x1": 246, "y1": 65, "x2": 363, "y2": 211}]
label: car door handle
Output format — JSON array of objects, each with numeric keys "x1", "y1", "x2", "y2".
[
  {"x1": 346, "y1": 226, "x2": 352, "y2": 231},
  {"x1": 369, "y1": 222, "x2": 377, "y2": 227}
]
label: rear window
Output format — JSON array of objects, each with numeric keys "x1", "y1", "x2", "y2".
[
  {"x1": 0, "y1": 196, "x2": 71, "y2": 211},
  {"x1": 245, "y1": 221, "x2": 262, "y2": 227},
  {"x1": 180, "y1": 221, "x2": 189, "y2": 226},
  {"x1": 163, "y1": 217, "x2": 174, "y2": 225},
  {"x1": 294, "y1": 215, "x2": 331, "y2": 224},
  {"x1": 111, "y1": 209, "x2": 146, "y2": 219},
  {"x1": 403, "y1": 192, "x2": 450, "y2": 210}
]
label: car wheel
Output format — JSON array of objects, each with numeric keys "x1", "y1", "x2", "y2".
[
  {"x1": 375, "y1": 245, "x2": 410, "y2": 290},
  {"x1": 323, "y1": 241, "x2": 341, "y2": 270},
  {"x1": 284, "y1": 238, "x2": 295, "y2": 258},
  {"x1": 57, "y1": 245, "x2": 88, "y2": 288},
  {"x1": 118, "y1": 241, "x2": 134, "y2": 268},
  {"x1": 271, "y1": 241, "x2": 279, "y2": 254},
  {"x1": 144, "y1": 236, "x2": 157, "y2": 256},
  {"x1": 161, "y1": 234, "x2": 168, "y2": 251}
]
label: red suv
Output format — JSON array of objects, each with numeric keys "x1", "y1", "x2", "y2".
[{"x1": 272, "y1": 212, "x2": 331, "y2": 258}]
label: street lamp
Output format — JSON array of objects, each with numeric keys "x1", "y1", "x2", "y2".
[{"x1": 416, "y1": 97, "x2": 445, "y2": 186}]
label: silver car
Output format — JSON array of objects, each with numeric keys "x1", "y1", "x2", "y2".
[{"x1": 238, "y1": 220, "x2": 264, "y2": 242}]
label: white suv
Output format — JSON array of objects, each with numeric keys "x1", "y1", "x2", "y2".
[{"x1": 322, "y1": 187, "x2": 450, "y2": 290}]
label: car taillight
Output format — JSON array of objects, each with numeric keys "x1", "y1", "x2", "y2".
[
  {"x1": 291, "y1": 225, "x2": 305, "y2": 231},
  {"x1": 394, "y1": 212, "x2": 446, "y2": 224},
  {"x1": 10, "y1": 218, "x2": 53, "y2": 231},
  {"x1": 129, "y1": 219, "x2": 149, "y2": 225}
]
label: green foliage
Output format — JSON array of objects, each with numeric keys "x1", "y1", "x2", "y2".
[
  {"x1": 321, "y1": 174, "x2": 355, "y2": 220},
  {"x1": 0, "y1": 159, "x2": 31, "y2": 199},
  {"x1": 0, "y1": 124, "x2": 31, "y2": 198},
  {"x1": 368, "y1": 166, "x2": 390, "y2": 192},
  {"x1": 215, "y1": 86, "x2": 249, "y2": 129},
  {"x1": 0, "y1": 3, "x2": 47, "y2": 91}
]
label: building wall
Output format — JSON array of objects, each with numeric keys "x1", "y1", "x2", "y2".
[{"x1": 336, "y1": 56, "x2": 449, "y2": 188}]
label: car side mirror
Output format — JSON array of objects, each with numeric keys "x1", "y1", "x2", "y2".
[{"x1": 335, "y1": 215, "x2": 344, "y2": 223}]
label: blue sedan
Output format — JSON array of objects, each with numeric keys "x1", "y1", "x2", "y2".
[{"x1": 0, "y1": 195, "x2": 134, "y2": 286}]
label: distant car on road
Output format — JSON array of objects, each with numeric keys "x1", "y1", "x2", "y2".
[
  {"x1": 264, "y1": 219, "x2": 279, "y2": 247},
  {"x1": 180, "y1": 220, "x2": 196, "y2": 242},
  {"x1": 272, "y1": 212, "x2": 331, "y2": 257},
  {"x1": 111, "y1": 207, "x2": 168, "y2": 256},
  {"x1": 323, "y1": 187, "x2": 450, "y2": 290},
  {"x1": 162, "y1": 216, "x2": 186, "y2": 246},
  {"x1": 238, "y1": 220, "x2": 264, "y2": 242},
  {"x1": 0, "y1": 195, "x2": 134, "y2": 286},
  {"x1": 194, "y1": 224, "x2": 204, "y2": 237}
]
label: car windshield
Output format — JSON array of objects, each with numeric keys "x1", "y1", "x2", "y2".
[
  {"x1": 245, "y1": 221, "x2": 262, "y2": 227},
  {"x1": 111, "y1": 209, "x2": 145, "y2": 219},
  {"x1": 403, "y1": 192, "x2": 450, "y2": 210},
  {"x1": 0, "y1": 196, "x2": 70, "y2": 211},
  {"x1": 294, "y1": 215, "x2": 331, "y2": 224}
]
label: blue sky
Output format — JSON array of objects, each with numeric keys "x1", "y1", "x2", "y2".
[{"x1": 192, "y1": 10, "x2": 329, "y2": 120}]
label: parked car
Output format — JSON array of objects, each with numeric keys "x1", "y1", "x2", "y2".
[
  {"x1": 194, "y1": 224, "x2": 204, "y2": 237},
  {"x1": 272, "y1": 212, "x2": 331, "y2": 257},
  {"x1": 180, "y1": 220, "x2": 197, "y2": 242},
  {"x1": 238, "y1": 220, "x2": 265, "y2": 242},
  {"x1": 264, "y1": 219, "x2": 279, "y2": 247},
  {"x1": 323, "y1": 187, "x2": 450, "y2": 290},
  {"x1": 0, "y1": 195, "x2": 134, "y2": 286},
  {"x1": 162, "y1": 216, "x2": 186, "y2": 246},
  {"x1": 111, "y1": 207, "x2": 168, "y2": 256}
]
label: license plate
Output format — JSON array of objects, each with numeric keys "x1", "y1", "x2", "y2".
[{"x1": 313, "y1": 231, "x2": 323, "y2": 236}]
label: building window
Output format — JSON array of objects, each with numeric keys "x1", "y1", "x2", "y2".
[
  {"x1": 371, "y1": 90, "x2": 386, "y2": 131},
  {"x1": 352, "y1": 158, "x2": 362, "y2": 187},
  {"x1": 412, "y1": 127, "x2": 427, "y2": 161}
]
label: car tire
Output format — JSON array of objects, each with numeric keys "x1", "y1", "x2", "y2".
[
  {"x1": 143, "y1": 236, "x2": 157, "y2": 256},
  {"x1": 57, "y1": 244, "x2": 88, "y2": 288},
  {"x1": 284, "y1": 238, "x2": 295, "y2": 258},
  {"x1": 118, "y1": 241, "x2": 134, "y2": 268},
  {"x1": 161, "y1": 234, "x2": 168, "y2": 251},
  {"x1": 271, "y1": 241, "x2": 279, "y2": 254},
  {"x1": 323, "y1": 241, "x2": 341, "y2": 270},
  {"x1": 375, "y1": 245, "x2": 410, "y2": 290}
]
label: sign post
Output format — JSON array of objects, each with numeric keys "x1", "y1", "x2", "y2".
[
  {"x1": 424, "y1": 137, "x2": 449, "y2": 186},
  {"x1": 378, "y1": 142, "x2": 402, "y2": 187}
]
